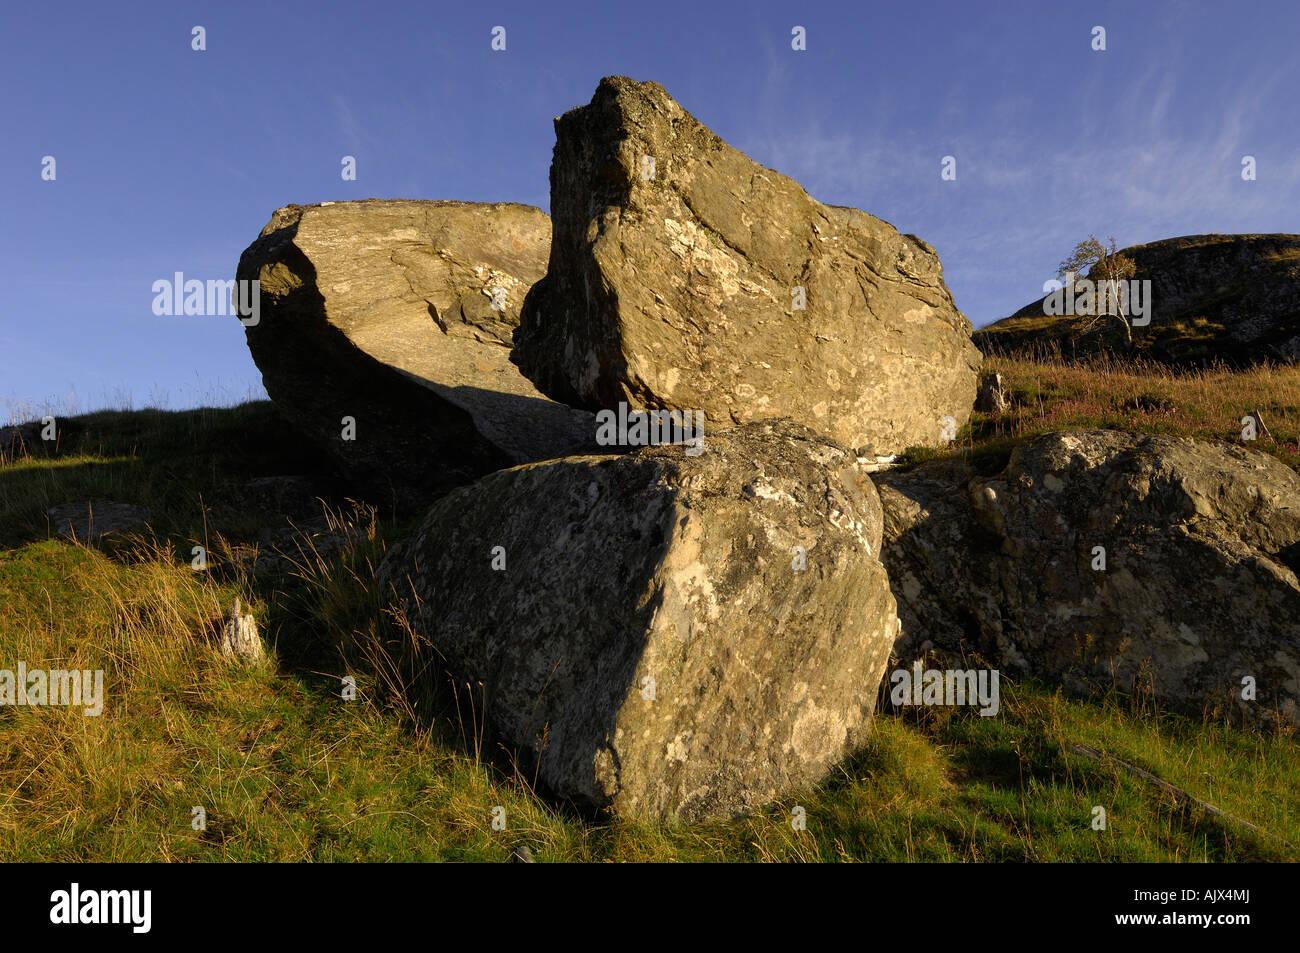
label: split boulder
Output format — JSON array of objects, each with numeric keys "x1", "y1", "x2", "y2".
[{"x1": 379, "y1": 419, "x2": 901, "y2": 822}]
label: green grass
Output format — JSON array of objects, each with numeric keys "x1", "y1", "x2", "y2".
[{"x1": 1, "y1": 395, "x2": 1297, "y2": 861}]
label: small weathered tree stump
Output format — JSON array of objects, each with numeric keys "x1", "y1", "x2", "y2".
[
  {"x1": 219, "y1": 597, "x2": 266, "y2": 664},
  {"x1": 974, "y1": 372, "x2": 1011, "y2": 415}
]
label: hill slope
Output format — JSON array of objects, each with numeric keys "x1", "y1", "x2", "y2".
[
  {"x1": 1, "y1": 389, "x2": 1298, "y2": 860},
  {"x1": 976, "y1": 234, "x2": 1300, "y2": 365}
]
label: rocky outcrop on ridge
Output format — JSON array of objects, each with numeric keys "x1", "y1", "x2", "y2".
[{"x1": 977, "y1": 233, "x2": 1300, "y2": 365}]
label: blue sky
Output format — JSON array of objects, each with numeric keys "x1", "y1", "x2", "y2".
[{"x1": 3, "y1": 0, "x2": 1297, "y2": 422}]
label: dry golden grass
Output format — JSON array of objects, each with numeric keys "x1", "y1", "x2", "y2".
[{"x1": 905, "y1": 353, "x2": 1300, "y2": 472}]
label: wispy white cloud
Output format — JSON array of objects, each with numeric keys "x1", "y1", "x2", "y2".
[
  {"x1": 723, "y1": 30, "x2": 1300, "y2": 326},
  {"x1": 334, "y1": 93, "x2": 368, "y2": 153}
]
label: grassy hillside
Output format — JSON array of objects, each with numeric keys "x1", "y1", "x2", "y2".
[{"x1": 1, "y1": 390, "x2": 1297, "y2": 862}]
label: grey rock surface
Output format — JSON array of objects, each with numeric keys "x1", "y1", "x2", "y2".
[
  {"x1": 512, "y1": 76, "x2": 982, "y2": 456},
  {"x1": 379, "y1": 419, "x2": 900, "y2": 822},
  {"x1": 974, "y1": 372, "x2": 1010, "y2": 415},
  {"x1": 219, "y1": 598, "x2": 266, "y2": 663},
  {"x1": 235, "y1": 199, "x2": 595, "y2": 511},
  {"x1": 878, "y1": 430, "x2": 1300, "y2": 726}
]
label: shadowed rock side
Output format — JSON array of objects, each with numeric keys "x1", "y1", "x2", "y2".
[
  {"x1": 235, "y1": 199, "x2": 595, "y2": 512},
  {"x1": 378, "y1": 419, "x2": 900, "y2": 823},
  {"x1": 512, "y1": 76, "x2": 982, "y2": 456},
  {"x1": 877, "y1": 430, "x2": 1300, "y2": 726},
  {"x1": 977, "y1": 233, "x2": 1300, "y2": 365}
]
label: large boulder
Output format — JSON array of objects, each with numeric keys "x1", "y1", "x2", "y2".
[
  {"x1": 877, "y1": 430, "x2": 1300, "y2": 726},
  {"x1": 235, "y1": 200, "x2": 594, "y2": 511},
  {"x1": 379, "y1": 419, "x2": 900, "y2": 822},
  {"x1": 511, "y1": 76, "x2": 982, "y2": 456}
]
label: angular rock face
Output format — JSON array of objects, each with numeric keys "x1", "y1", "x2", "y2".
[
  {"x1": 235, "y1": 200, "x2": 595, "y2": 512},
  {"x1": 512, "y1": 76, "x2": 982, "y2": 456},
  {"x1": 877, "y1": 430, "x2": 1300, "y2": 726},
  {"x1": 379, "y1": 419, "x2": 900, "y2": 822}
]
